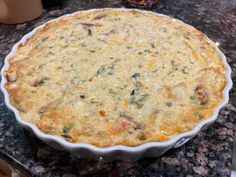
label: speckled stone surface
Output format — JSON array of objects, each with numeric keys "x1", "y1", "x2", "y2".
[{"x1": 0, "y1": 0, "x2": 235, "y2": 176}]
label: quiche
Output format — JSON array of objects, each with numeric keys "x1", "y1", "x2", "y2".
[{"x1": 4, "y1": 9, "x2": 227, "y2": 147}]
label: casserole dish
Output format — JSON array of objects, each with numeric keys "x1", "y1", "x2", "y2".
[{"x1": 1, "y1": 8, "x2": 232, "y2": 161}]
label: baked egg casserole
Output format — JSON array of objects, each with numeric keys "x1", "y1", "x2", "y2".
[{"x1": 4, "y1": 9, "x2": 227, "y2": 147}]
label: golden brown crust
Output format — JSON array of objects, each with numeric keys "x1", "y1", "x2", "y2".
[{"x1": 4, "y1": 9, "x2": 227, "y2": 147}]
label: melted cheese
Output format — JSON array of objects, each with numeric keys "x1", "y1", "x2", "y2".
[{"x1": 5, "y1": 9, "x2": 226, "y2": 147}]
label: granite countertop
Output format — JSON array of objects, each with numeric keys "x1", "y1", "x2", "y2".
[{"x1": 0, "y1": 0, "x2": 235, "y2": 176}]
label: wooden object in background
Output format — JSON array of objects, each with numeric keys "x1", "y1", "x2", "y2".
[
  {"x1": 0, "y1": 0, "x2": 43, "y2": 24},
  {"x1": 0, "y1": 158, "x2": 27, "y2": 177}
]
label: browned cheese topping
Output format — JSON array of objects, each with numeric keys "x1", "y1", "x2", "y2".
[{"x1": 4, "y1": 9, "x2": 227, "y2": 147}]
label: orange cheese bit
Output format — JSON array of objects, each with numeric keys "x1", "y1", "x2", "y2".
[
  {"x1": 106, "y1": 123, "x2": 122, "y2": 136},
  {"x1": 36, "y1": 123, "x2": 48, "y2": 133},
  {"x1": 99, "y1": 110, "x2": 106, "y2": 117},
  {"x1": 110, "y1": 38, "x2": 120, "y2": 45},
  {"x1": 73, "y1": 44, "x2": 80, "y2": 48},
  {"x1": 65, "y1": 137, "x2": 77, "y2": 143},
  {"x1": 95, "y1": 28, "x2": 105, "y2": 33},
  {"x1": 157, "y1": 135, "x2": 169, "y2": 142},
  {"x1": 56, "y1": 66, "x2": 62, "y2": 71},
  {"x1": 123, "y1": 100, "x2": 129, "y2": 109},
  {"x1": 140, "y1": 83, "x2": 145, "y2": 88},
  {"x1": 147, "y1": 60, "x2": 156, "y2": 70}
]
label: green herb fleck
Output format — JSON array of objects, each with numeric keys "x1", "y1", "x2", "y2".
[
  {"x1": 80, "y1": 95, "x2": 85, "y2": 99},
  {"x1": 41, "y1": 36, "x2": 49, "y2": 42},
  {"x1": 144, "y1": 49, "x2": 151, "y2": 53},
  {"x1": 131, "y1": 73, "x2": 140, "y2": 80},
  {"x1": 171, "y1": 60, "x2": 178, "y2": 71},
  {"x1": 63, "y1": 125, "x2": 72, "y2": 133},
  {"x1": 32, "y1": 77, "x2": 50, "y2": 87},
  {"x1": 138, "y1": 52, "x2": 142, "y2": 55},
  {"x1": 97, "y1": 38, "x2": 107, "y2": 43},
  {"x1": 88, "y1": 29, "x2": 92, "y2": 36},
  {"x1": 151, "y1": 43, "x2": 155, "y2": 48},
  {"x1": 44, "y1": 130, "x2": 51, "y2": 134},
  {"x1": 119, "y1": 112, "x2": 132, "y2": 120},
  {"x1": 131, "y1": 89, "x2": 138, "y2": 96},
  {"x1": 62, "y1": 44, "x2": 68, "y2": 48},
  {"x1": 133, "y1": 124, "x2": 144, "y2": 130},
  {"x1": 181, "y1": 68, "x2": 188, "y2": 74},
  {"x1": 138, "y1": 134, "x2": 146, "y2": 140},
  {"x1": 80, "y1": 43, "x2": 86, "y2": 47},
  {"x1": 61, "y1": 134, "x2": 72, "y2": 139},
  {"x1": 166, "y1": 102, "x2": 172, "y2": 107},
  {"x1": 130, "y1": 94, "x2": 149, "y2": 109},
  {"x1": 96, "y1": 65, "x2": 106, "y2": 76}
]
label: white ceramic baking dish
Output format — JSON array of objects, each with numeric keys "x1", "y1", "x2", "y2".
[{"x1": 0, "y1": 8, "x2": 233, "y2": 162}]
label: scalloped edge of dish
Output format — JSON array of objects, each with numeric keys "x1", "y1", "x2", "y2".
[{"x1": 0, "y1": 8, "x2": 233, "y2": 162}]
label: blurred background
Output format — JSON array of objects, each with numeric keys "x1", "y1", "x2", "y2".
[{"x1": 0, "y1": 0, "x2": 162, "y2": 24}]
